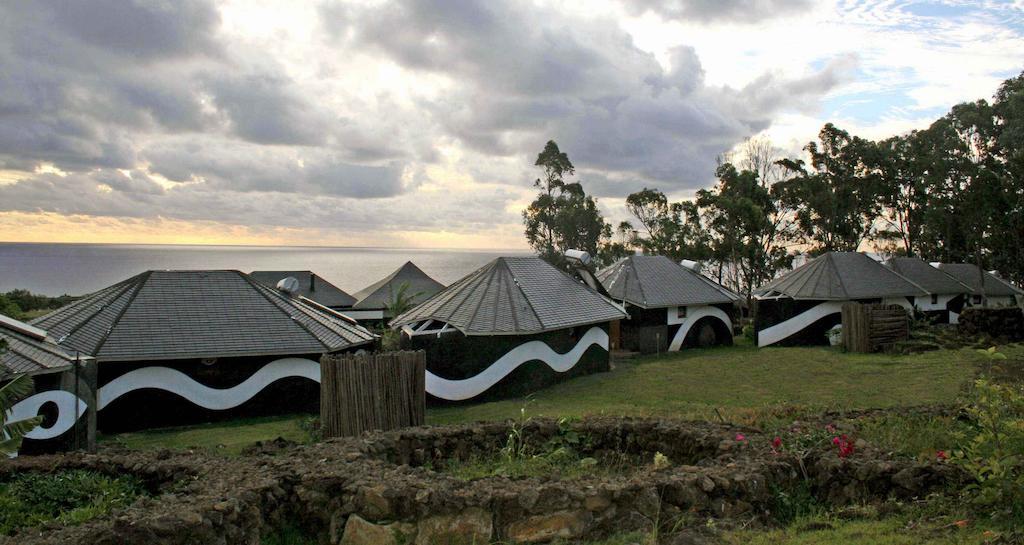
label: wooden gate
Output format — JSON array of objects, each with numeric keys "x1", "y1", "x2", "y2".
[
  {"x1": 841, "y1": 303, "x2": 909, "y2": 353},
  {"x1": 320, "y1": 350, "x2": 426, "y2": 438}
]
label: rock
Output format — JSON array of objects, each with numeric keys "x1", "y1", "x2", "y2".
[
  {"x1": 506, "y1": 510, "x2": 588, "y2": 543},
  {"x1": 415, "y1": 508, "x2": 492, "y2": 545},
  {"x1": 360, "y1": 486, "x2": 391, "y2": 520},
  {"x1": 583, "y1": 494, "x2": 611, "y2": 512},
  {"x1": 698, "y1": 476, "x2": 715, "y2": 493},
  {"x1": 340, "y1": 515, "x2": 396, "y2": 545},
  {"x1": 892, "y1": 467, "x2": 926, "y2": 492}
]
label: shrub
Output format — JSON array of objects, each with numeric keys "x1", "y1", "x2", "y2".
[
  {"x1": 0, "y1": 470, "x2": 145, "y2": 535},
  {"x1": 953, "y1": 379, "x2": 1024, "y2": 523}
]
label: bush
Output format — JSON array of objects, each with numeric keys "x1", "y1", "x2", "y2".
[
  {"x1": 0, "y1": 470, "x2": 145, "y2": 535},
  {"x1": 953, "y1": 379, "x2": 1024, "y2": 523}
]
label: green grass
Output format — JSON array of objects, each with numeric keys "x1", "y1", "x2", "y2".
[
  {"x1": 719, "y1": 515, "x2": 992, "y2": 545},
  {"x1": 104, "y1": 342, "x2": 1006, "y2": 453},
  {"x1": 0, "y1": 470, "x2": 146, "y2": 535},
  {"x1": 427, "y1": 341, "x2": 985, "y2": 425},
  {"x1": 102, "y1": 414, "x2": 314, "y2": 454}
]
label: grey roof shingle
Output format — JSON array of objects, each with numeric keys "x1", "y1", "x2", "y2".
[
  {"x1": 596, "y1": 255, "x2": 740, "y2": 308},
  {"x1": 1, "y1": 315, "x2": 90, "y2": 378},
  {"x1": 249, "y1": 271, "x2": 357, "y2": 308},
  {"x1": 31, "y1": 271, "x2": 376, "y2": 362},
  {"x1": 937, "y1": 263, "x2": 1022, "y2": 297},
  {"x1": 883, "y1": 257, "x2": 972, "y2": 295},
  {"x1": 351, "y1": 262, "x2": 445, "y2": 310},
  {"x1": 755, "y1": 252, "x2": 927, "y2": 300},
  {"x1": 391, "y1": 256, "x2": 628, "y2": 335}
]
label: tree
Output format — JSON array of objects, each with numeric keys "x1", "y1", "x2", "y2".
[
  {"x1": 0, "y1": 295, "x2": 22, "y2": 320},
  {"x1": 874, "y1": 131, "x2": 931, "y2": 256},
  {"x1": 776, "y1": 124, "x2": 883, "y2": 253},
  {"x1": 697, "y1": 163, "x2": 791, "y2": 299},
  {"x1": 623, "y1": 188, "x2": 710, "y2": 261},
  {"x1": 1, "y1": 341, "x2": 43, "y2": 457},
  {"x1": 523, "y1": 141, "x2": 615, "y2": 267},
  {"x1": 384, "y1": 281, "x2": 422, "y2": 319}
]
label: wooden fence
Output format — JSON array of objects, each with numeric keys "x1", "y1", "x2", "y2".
[
  {"x1": 841, "y1": 303, "x2": 909, "y2": 353},
  {"x1": 320, "y1": 350, "x2": 426, "y2": 438}
]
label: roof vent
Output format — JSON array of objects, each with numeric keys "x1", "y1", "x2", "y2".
[
  {"x1": 680, "y1": 259, "x2": 702, "y2": 273},
  {"x1": 276, "y1": 276, "x2": 301, "y2": 295}
]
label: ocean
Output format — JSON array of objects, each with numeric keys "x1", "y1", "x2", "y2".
[{"x1": 0, "y1": 243, "x2": 530, "y2": 296}]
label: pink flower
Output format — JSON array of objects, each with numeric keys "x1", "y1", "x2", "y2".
[
  {"x1": 825, "y1": 424, "x2": 837, "y2": 433},
  {"x1": 772, "y1": 437, "x2": 783, "y2": 449},
  {"x1": 832, "y1": 437, "x2": 841, "y2": 445},
  {"x1": 735, "y1": 433, "x2": 746, "y2": 442}
]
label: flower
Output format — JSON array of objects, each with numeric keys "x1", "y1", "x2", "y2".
[
  {"x1": 772, "y1": 436, "x2": 782, "y2": 449},
  {"x1": 735, "y1": 433, "x2": 746, "y2": 442},
  {"x1": 832, "y1": 437, "x2": 841, "y2": 445},
  {"x1": 936, "y1": 450, "x2": 948, "y2": 461}
]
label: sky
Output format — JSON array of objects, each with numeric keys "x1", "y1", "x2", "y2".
[{"x1": 0, "y1": 0, "x2": 1022, "y2": 250}]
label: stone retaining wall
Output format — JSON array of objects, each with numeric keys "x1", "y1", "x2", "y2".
[{"x1": 0, "y1": 418, "x2": 963, "y2": 545}]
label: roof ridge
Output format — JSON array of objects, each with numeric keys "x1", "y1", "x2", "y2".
[
  {"x1": 505, "y1": 258, "x2": 546, "y2": 330},
  {"x1": 499, "y1": 265, "x2": 520, "y2": 332},
  {"x1": 89, "y1": 271, "x2": 152, "y2": 356},
  {"x1": 828, "y1": 253, "x2": 851, "y2": 299},
  {"x1": 630, "y1": 257, "x2": 649, "y2": 306},
  {"x1": 240, "y1": 272, "x2": 332, "y2": 351},
  {"x1": 464, "y1": 261, "x2": 497, "y2": 332},
  {"x1": 32, "y1": 274, "x2": 136, "y2": 329}
]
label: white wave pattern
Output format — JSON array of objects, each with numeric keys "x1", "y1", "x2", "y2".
[
  {"x1": 667, "y1": 306, "x2": 732, "y2": 352},
  {"x1": 756, "y1": 301, "x2": 845, "y2": 347},
  {"x1": 97, "y1": 358, "x2": 321, "y2": 411},
  {"x1": 426, "y1": 326, "x2": 609, "y2": 401},
  {"x1": 7, "y1": 389, "x2": 89, "y2": 441}
]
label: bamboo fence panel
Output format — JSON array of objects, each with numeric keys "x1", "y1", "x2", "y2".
[
  {"x1": 320, "y1": 350, "x2": 426, "y2": 438},
  {"x1": 841, "y1": 303, "x2": 909, "y2": 353}
]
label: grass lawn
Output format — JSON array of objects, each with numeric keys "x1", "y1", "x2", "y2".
[
  {"x1": 103, "y1": 341, "x2": 1007, "y2": 453},
  {"x1": 99, "y1": 341, "x2": 1023, "y2": 544},
  {"x1": 428, "y1": 340, "x2": 985, "y2": 425}
]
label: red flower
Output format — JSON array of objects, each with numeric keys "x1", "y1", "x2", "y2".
[
  {"x1": 936, "y1": 450, "x2": 948, "y2": 461},
  {"x1": 832, "y1": 437, "x2": 841, "y2": 445},
  {"x1": 772, "y1": 436, "x2": 783, "y2": 449}
]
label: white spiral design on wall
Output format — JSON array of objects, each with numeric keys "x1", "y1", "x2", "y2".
[
  {"x1": 426, "y1": 326, "x2": 609, "y2": 401},
  {"x1": 7, "y1": 390, "x2": 89, "y2": 441},
  {"x1": 97, "y1": 357, "x2": 321, "y2": 411},
  {"x1": 756, "y1": 301, "x2": 846, "y2": 347},
  {"x1": 667, "y1": 306, "x2": 733, "y2": 352}
]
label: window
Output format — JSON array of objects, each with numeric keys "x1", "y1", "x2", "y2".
[
  {"x1": 931, "y1": 294, "x2": 938, "y2": 305},
  {"x1": 677, "y1": 306, "x2": 687, "y2": 319},
  {"x1": 973, "y1": 295, "x2": 982, "y2": 305}
]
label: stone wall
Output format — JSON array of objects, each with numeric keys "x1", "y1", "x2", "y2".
[
  {"x1": 1, "y1": 418, "x2": 963, "y2": 545},
  {"x1": 958, "y1": 307, "x2": 1024, "y2": 342}
]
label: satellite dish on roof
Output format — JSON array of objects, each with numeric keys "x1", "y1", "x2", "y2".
[{"x1": 276, "y1": 276, "x2": 300, "y2": 295}]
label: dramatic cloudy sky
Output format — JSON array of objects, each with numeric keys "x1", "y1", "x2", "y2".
[{"x1": 1, "y1": 0, "x2": 1022, "y2": 249}]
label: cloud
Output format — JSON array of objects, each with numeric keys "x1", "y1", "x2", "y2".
[
  {"x1": 620, "y1": 0, "x2": 813, "y2": 23},
  {"x1": 328, "y1": 0, "x2": 849, "y2": 188}
]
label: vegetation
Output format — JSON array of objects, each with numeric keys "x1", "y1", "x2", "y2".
[
  {"x1": 526, "y1": 71, "x2": 1024, "y2": 299},
  {"x1": 104, "y1": 414, "x2": 314, "y2": 454},
  {"x1": 0, "y1": 289, "x2": 77, "y2": 321},
  {"x1": 106, "y1": 342, "x2": 1002, "y2": 452},
  {"x1": 523, "y1": 140, "x2": 625, "y2": 267},
  {"x1": 952, "y1": 378, "x2": 1024, "y2": 523},
  {"x1": 0, "y1": 342, "x2": 43, "y2": 456},
  {"x1": 0, "y1": 470, "x2": 145, "y2": 535}
]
